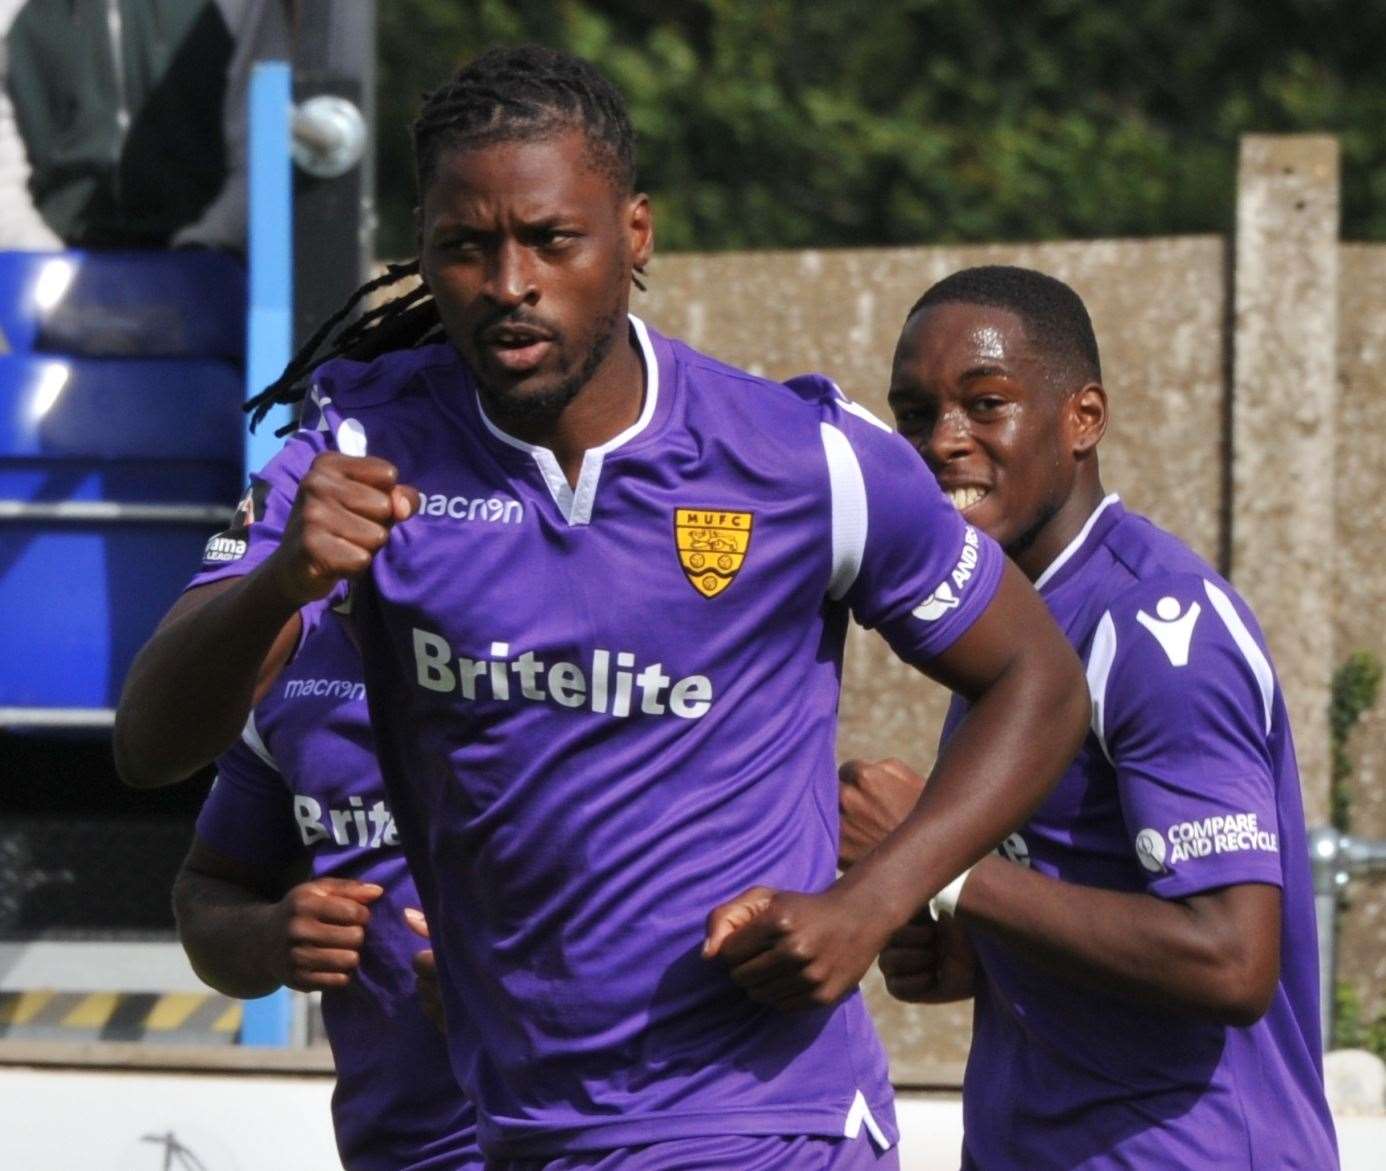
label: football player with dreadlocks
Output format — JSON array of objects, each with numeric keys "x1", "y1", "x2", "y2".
[{"x1": 117, "y1": 46, "x2": 1089, "y2": 1169}]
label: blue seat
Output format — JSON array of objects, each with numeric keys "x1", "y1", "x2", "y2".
[
  {"x1": 0, "y1": 354, "x2": 244, "y2": 504},
  {"x1": 0, "y1": 522, "x2": 218, "y2": 711},
  {"x1": 0, "y1": 354, "x2": 245, "y2": 715},
  {"x1": 0, "y1": 250, "x2": 245, "y2": 361},
  {"x1": 0, "y1": 355, "x2": 244, "y2": 461}
]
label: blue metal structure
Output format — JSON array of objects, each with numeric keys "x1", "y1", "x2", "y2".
[
  {"x1": 245, "y1": 60, "x2": 296, "y2": 476},
  {"x1": 238, "y1": 60, "x2": 298, "y2": 1047},
  {"x1": 0, "y1": 251, "x2": 247, "y2": 724}
]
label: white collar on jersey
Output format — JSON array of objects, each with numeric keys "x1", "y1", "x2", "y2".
[
  {"x1": 1032, "y1": 492, "x2": 1122, "y2": 593},
  {"x1": 473, "y1": 314, "x2": 660, "y2": 526}
]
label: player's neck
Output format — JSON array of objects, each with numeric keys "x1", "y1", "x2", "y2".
[
  {"x1": 502, "y1": 324, "x2": 646, "y2": 487},
  {"x1": 1013, "y1": 475, "x2": 1109, "y2": 583}
]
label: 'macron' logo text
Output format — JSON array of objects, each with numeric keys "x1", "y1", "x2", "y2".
[
  {"x1": 413, "y1": 629, "x2": 713, "y2": 719},
  {"x1": 418, "y1": 493, "x2": 523, "y2": 524}
]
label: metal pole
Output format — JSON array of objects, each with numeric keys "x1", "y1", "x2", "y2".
[
  {"x1": 244, "y1": 60, "x2": 295, "y2": 478},
  {"x1": 239, "y1": 59, "x2": 296, "y2": 1049},
  {"x1": 1308, "y1": 825, "x2": 1386, "y2": 1051},
  {"x1": 290, "y1": 0, "x2": 376, "y2": 351}
]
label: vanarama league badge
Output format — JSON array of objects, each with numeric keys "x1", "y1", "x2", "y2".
[{"x1": 673, "y1": 508, "x2": 753, "y2": 599}]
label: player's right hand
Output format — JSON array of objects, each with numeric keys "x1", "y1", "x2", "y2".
[
  {"x1": 265, "y1": 452, "x2": 420, "y2": 606},
  {"x1": 837, "y1": 757, "x2": 926, "y2": 869},
  {"x1": 878, "y1": 915, "x2": 978, "y2": 1004},
  {"x1": 267, "y1": 876, "x2": 383, "y2": 992}
]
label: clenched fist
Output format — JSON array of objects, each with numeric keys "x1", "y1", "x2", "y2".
[
  {"x1": 837, "y1": 757, "x2": 926, "y2": 869},
  {"x1": 703, "y1": 885, "x2": 894, "y2": 1012},
  {"x1": 266, "y1": 877, "x2": 383, "y2": 992},
  {"x1": 879, "y1": 915, "x2": 978, "y2": 1004},
  {"x1": 265, "y1": 452, "x2": 420, "y2": 607}
]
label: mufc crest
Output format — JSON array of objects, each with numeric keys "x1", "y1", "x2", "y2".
[{"x1": 674, "y1": 508, "x2": 754, "y2": 599}]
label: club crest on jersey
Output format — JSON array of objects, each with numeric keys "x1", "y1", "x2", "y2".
[{"x1": 673, "y1": 508, "x2": 754, "y2": 599}]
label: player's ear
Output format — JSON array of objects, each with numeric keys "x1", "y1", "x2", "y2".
[
  {"x1": 1069, "y1": 383, "x2": 1107, "y2": 457},
  {"x1": 627, "y1": 192, "x2": 653, "y2": 271}
]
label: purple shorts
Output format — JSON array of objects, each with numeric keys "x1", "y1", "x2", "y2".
[{"x1": 489, "y1": 1134, "x2": 899, "y2": 1171}]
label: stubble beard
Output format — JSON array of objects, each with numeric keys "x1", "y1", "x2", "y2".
[{"x1": 476, "y1": 303, "x2": 624, "y2": 429}]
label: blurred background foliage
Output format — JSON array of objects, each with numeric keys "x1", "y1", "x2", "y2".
[{"x1": 376, "y1": 0, "x2": 1386, "y2": 256}]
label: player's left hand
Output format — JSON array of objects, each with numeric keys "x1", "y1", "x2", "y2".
[
  {"x1": 703, "y1": 885, "x2": 892, "y2": 1012},
  {"x1": 404, "y1": 907, "x2": 445, "y2": 1033}
]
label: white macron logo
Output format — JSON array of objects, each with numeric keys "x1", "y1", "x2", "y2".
[
  {"x1": 1135, "y1": 595, "x2": 1201, "y2": 666},
  {"x1": 418, "y1": 492, "x2": 524, "y2": 524},
  {"x1": 282, "y1": 677, "x2": 366, "y2": 701},
  {"x1": 913, "y1": 526, "x2": 980, "y2": 622}
]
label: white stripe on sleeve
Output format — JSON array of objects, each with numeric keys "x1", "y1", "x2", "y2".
[
  {"x1": 1202, "y1": 579, "x2": 1275, "y2": 735},
  {"x1": 820, "y1": 422, "x2": 868, "y2": 601},
  {"x1": 1086, "y1": 610, "x2": 1118, "y2": 763},
  {"x1": 240, "y1": 711, "x2": 279, "y2": 773}
]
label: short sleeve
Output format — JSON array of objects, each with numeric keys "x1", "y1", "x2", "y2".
[
  {"x1": 185, "y1": 363, "x2": 369, "y2": 593},
  {"x1": 806, "y1": 378, "x2": 1004, "y2": 666},
  {"x1": 187, "y1": 425, "x2": 329, "y2": 592},
  {"x1": 1093, "y1": 575, "x2": 1283, "y2": 899},
  {"x1": 196, "y1": 720, "x2": 304, "y2": 870}
]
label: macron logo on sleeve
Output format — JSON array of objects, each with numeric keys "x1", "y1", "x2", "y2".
[{"x1": 1135, "y1": 595, "x2": 1201, "y2": 666}]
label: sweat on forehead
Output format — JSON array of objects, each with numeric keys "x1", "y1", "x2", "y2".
[
  {"x1": 411, "y1": 45, "x2": 637, "y2": 196},
  {"x1": 906, "y1": 265, "x2": 1102, "y2": 386}
]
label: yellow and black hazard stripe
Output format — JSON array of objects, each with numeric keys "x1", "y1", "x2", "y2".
[{"x1": 0, "y1": 990, "x2": 241, "y2": 1043}]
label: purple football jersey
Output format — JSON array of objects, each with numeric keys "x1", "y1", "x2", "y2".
[
  {"x1": 196, "y1": 612, "x2": 481, "y2": 1171},
  {"x1": 189, "y1": 318, "x2": 1005, "y2": 1158},
  {"x1": 940, "y1": 496, "x2": 1337, "y2": 1170}
]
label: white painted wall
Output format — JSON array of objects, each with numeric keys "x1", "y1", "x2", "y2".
[{"x1": 0, "y1": 1071, "x2": 1378, "y2": 1170}]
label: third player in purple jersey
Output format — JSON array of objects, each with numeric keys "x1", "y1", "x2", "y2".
[
  {"x1": 842, "y1": 266, "x2": 1337, "y2": 1169},
  {"x1": 176, "y1": 610, "x2": 481, "y2": 1170}
]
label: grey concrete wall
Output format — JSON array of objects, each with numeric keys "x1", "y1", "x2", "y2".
[
  {"x1": 1335, "y1": 244, "x2": 1386, "y2": 1019},
  {"x1": 1231, "y1": 137, "x2": 1340, "y2": 828}
]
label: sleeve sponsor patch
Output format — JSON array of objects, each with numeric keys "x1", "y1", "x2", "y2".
[
  {"x1": 202, "y1": 483, "x2": 270, "y2": 564},
  {"x1": 911, "y1": 525, "x2": 981, "y2": 621}
]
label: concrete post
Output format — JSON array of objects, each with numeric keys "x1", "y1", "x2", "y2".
[{"x1": 1231, "y1": 135, "x2": 1339, "y2": 826}]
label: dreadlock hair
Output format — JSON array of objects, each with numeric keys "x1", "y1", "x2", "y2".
[
  {"x1": 245, "y1": 45, "x2": 642, "y2": 434},
  {"x1": 905, "y1": 266, "x2": 1102, "y2": 390},
  {"x1": 413, "y1": 44, "x2": 636, "y2": 197}
]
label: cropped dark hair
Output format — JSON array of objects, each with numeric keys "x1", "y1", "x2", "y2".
[
  {"x1": 907, "y1": 265, "x2": 1102, "y2": 386},
  {"x1": 246, "y1": 45, "x2": 639, "y2": 432}
]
